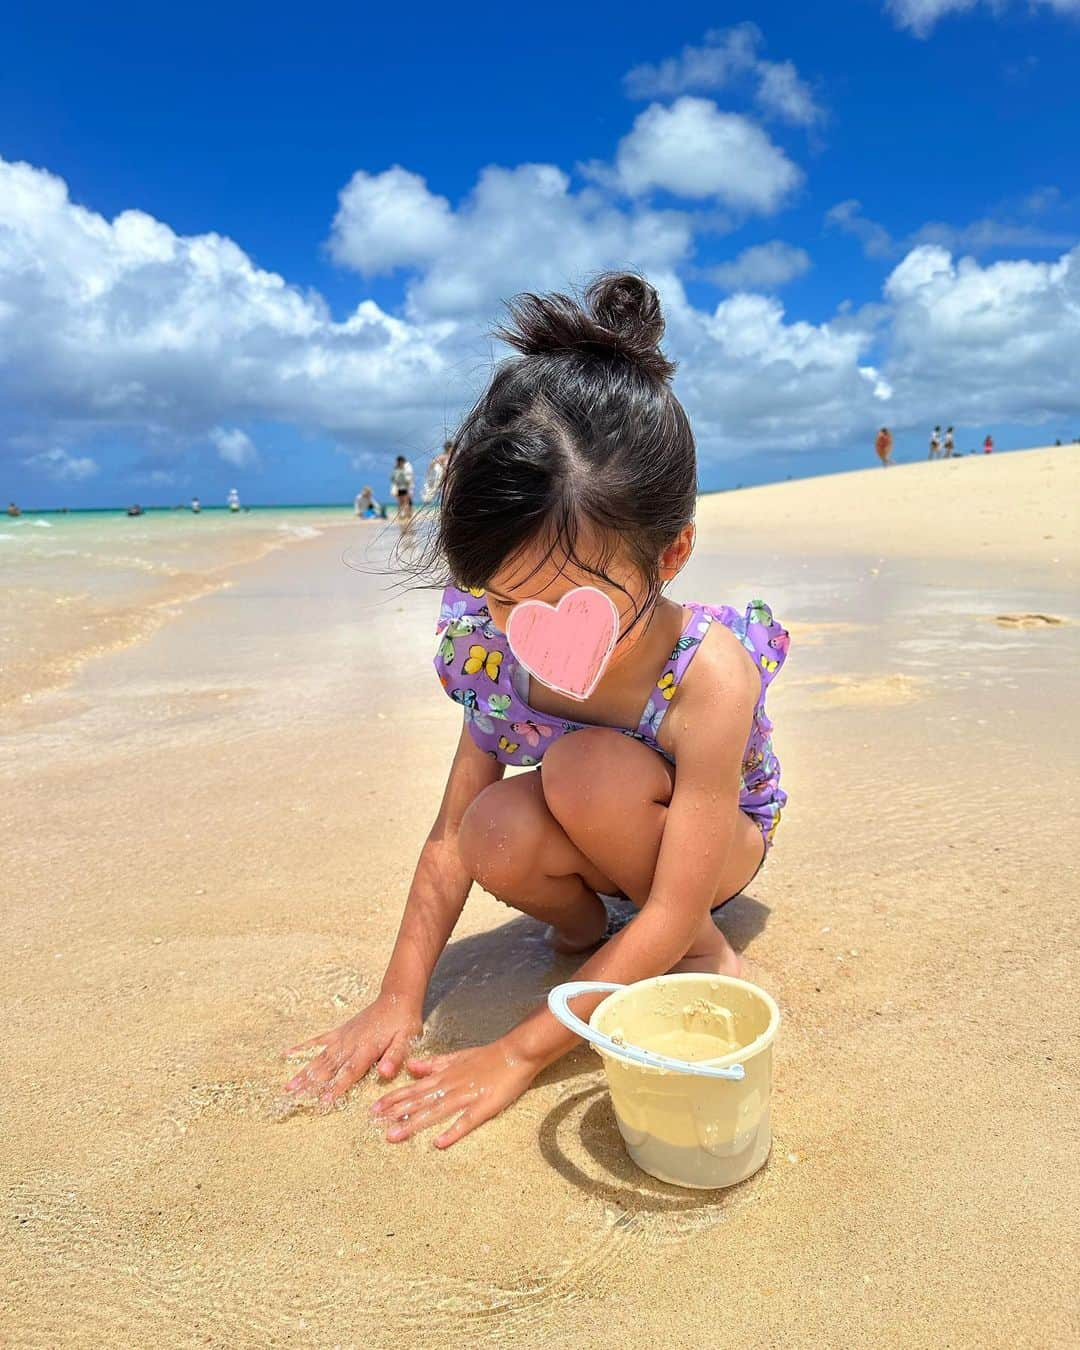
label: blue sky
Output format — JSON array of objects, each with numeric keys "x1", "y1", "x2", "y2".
[{"x1": 2, "y1": 0, "x2": 1078, "y2": 507}]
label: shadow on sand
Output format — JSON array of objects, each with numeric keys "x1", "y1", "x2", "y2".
[{"x1": 421, "y1": 890, "x2": 771, "y2": 1208}]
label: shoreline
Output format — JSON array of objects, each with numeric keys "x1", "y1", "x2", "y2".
[
  {"x1": 0, "y1": 511, "x2": 365, "y2": 725},
  {"x1": 7, "y1": 445, "x2": 1075, "y2": 728},
  {"x1": 7, "y1": 441, "x2": 1068, "y2": 517}
]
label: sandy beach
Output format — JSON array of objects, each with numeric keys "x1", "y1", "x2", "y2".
[{"x1": 2, "y1": 447, "x2": 1078, "y2": 1348}]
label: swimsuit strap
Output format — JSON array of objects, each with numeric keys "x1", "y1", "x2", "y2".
[{"x1": 636, "y1": 604, "x2": 713, "y2": 739}]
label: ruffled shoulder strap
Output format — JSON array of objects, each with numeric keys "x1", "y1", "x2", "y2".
[
  {"x1": 436, "y1": 583, "x2": 491, "y2": 635},
  {"x1": 741, "y1": 598, "x2": 790, "y2": 686}
]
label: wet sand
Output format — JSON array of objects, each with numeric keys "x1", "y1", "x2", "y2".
[{"x1": 3, "y1": 449, "x2": 1078, "y2": 1347}]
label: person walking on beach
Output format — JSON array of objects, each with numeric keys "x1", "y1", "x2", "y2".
[
  {"x1": 390, "y1": 455, "x2": 414, "y2": 522},
  {"x1": 983, "y1": 434, "x2": 994, "y2": 454},
  {"x1": 874, "y1": 427, "x2": 893, "y2": 467},
  {"x1": 283, "y1": 272, "x2": 790, "y2": 1148},
  {"x1": 929, "y1": 426, "x2": 942, "y2": 460},
  {"x1": 943, "y1": 427, "x2": 955, "y2": 458}
]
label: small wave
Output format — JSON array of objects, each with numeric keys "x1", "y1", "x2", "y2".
[
  {"x1": 276, "y1": 524, "x2": 322, "y2": 539},
  {"x1": 0, "y1": 532, "x2": 17, "y2": 541},
  {"x1": 32, "y1": 518, "x2": 52, "y2": 527}
]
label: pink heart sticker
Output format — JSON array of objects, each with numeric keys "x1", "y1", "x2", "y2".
[{"x1": 506, "y1": 586, "x2": 619, "y2": 702}]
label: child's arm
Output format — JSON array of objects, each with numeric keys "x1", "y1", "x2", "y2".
[
  {"x1": 379, "y1": 723, "x2": 505, "y2": 1002},
  {"x1": 505, "y1": 700, "x2": 747, "y2": 1068},
  {"x1": 282, "y1": 722, "x2": 502, "y2": 1102}
]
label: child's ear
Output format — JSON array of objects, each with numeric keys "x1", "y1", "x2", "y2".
[{"x1": 659, "y1": 523, "x2": 696, "y2": 582}]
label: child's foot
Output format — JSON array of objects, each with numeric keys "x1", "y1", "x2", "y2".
[
  {"x1": 544, "y1": 899, "x2": 609, "y2": 954},
  {"x1": 667, "y1": 932, "x2": 743, "y2": 978}
]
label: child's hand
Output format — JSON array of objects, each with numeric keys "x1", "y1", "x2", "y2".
[
  {"x1": 281, "y1": 993, "x2": 423, "y2": 1106},
  {"x1": 369, "y1": 1039, "x2": 540, "y2": 1148}
]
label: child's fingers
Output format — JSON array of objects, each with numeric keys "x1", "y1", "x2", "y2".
[
  {"x1": 285, "y1": 1047, "x2": 345, "y2": 1095},
  {"x1": 374, "y1": 1031, "x2": 412, "y2": 1080},
  {"x1": 281, "y1": 1031, "x2": 331, "y2": 1058},
  {"x1": 405, "y1": 1053, "x2": 452, "y2": 1077},
  {"x1": 379, "y1": 1082, "x2": 456, "y2": 1123},
  {"x1": 384, "y1": 1091, "x2": 469, "y2": 1142},
  {"x1": 318, "y1": 1050, "x2": 373, "y2": 1104},
  {"x1": 434, "y1": 1109, "x2": 478, "y2": 1149},
  {"x1": 370, "y1": 1079, "x2": 424, "y2": 1115}
]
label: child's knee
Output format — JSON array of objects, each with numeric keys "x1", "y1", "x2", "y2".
[
  {"x1": 540, "y1": 729, "x2": 624, "y2": 826},
  {"x1": 458, "y1": 782, "x2": 543, "y2": 893}
]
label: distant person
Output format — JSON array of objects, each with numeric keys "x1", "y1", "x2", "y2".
[
  {"x1": 422, "y1": 442, "x2": 452, "y2": 505},
  {"x1": 354, "y1": 486, "x2": 384, "y2": 519},
  {"x1": 983, "y1": 434, "x2": 994, "y2": 454},
  {"x1": 928, "y1": 426, "x2": 941, "y2": 460},
  {"x1": 191, "y1": 497, "x2": 201, "y2": 513},
  {"x1": 390, "y1": 455, "x2": 414, "y2": 521},
  {"x1": 227, "y1": 488, "x2": 240, "y2": 512},
  {"x1": 6, "y1": 502, "x2": 19, "y2": 517},
  {"x1": 874, "y1": 427, "x2": 893, "y2": 467},
  {"x1": 943, "y1": 427, "x2": 955, "y2": 458},
  {"x1": 127, "y1": 503, "x2": 143, "y2": 516}
]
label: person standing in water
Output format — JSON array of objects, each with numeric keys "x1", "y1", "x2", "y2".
[
  {"x1": 191, "y1": 497, "x2": 201, "y2": 513},
  {"x1": 282, "y1": 272, "x2": 789, "y2": 1148},
  {"x1": 390, "y1": 455, "x2": 415, "y2": 522},
  {"x1": 874, "y1": 427, "x2": 893, "y2": 467}
]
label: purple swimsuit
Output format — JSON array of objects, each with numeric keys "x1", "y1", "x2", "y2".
[{"x1": 435, "y1": 585, "x2": 789, "y2": 850}]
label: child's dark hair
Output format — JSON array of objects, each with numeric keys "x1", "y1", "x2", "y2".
[{"x1": 415, "y1": 271, "x2": 697, "y2": 635}]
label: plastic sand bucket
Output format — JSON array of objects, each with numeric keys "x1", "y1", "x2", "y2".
[{"x1": 548, "y1": 973, "x2": 780, "y2": 1190}]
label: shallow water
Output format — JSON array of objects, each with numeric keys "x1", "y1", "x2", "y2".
[{"x1": 0, "y1": 506, "x2": 356, "y2": 714}]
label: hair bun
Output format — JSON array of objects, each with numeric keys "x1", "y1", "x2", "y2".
[{"x1": 496, "y1": 270, "x2": 676, "y2": 382}]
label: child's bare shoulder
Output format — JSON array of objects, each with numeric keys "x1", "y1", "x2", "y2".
[{"x1": 672, "y1": 618, "x2": 760, "y2": 730}]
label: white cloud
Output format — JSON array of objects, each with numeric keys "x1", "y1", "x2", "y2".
[
  {"x1": 887, "y1": 0, "x2": 1080, "y2": 37},
  {"x1": 330, "y1": 162, "x2": 698, "y2": 323},
  {"x1": 611, "y1": 99, "x2": 803, "y2": 213},
  {"x1": 0, "y1": 156, "x2": 455, "y2": 467},
  {"x1": 328, "y1": 166, "x2": 455, "y2": 274},
  {"x1": 883, "y1": 244, "x2": 1080, "y2": 423},
  {"x1": 858, "y1": 365, "x2": 895, "y2": 401},
  {"x1": 826, "y1": 197, "x2": 1074, "y2": 258},
  {"x1": 3, "y1": 149, "x2": 1080, "y2": 486},
  {"x1": 624, "y1": 23, "x2": 761, "y2": 98},
  {"x1": 754, "y1": 60, "x2": 822, "y2": 127},
  {"x1": 659, "y1": 284, "x2": 886, "y2": 454},
  {"x1": 825, "y1": 199, "x2": 896, "y2": 258},
  {"x1": 21, "y1": 446, "x2": 100, "y2": 481},
  {"x1": 624, "y1": 24, "x2": 824, "y2": 127},
  {"x1": 709, "y1": 241, "x2": 811, "y2": 290},
  {"x1": 210, "y1": 426, "x2": 259, "y2": 468}
]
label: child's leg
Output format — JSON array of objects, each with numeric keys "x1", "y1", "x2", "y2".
[
  {"x1": 539, "y1": 730, "x2": 763, "y2": 974},
  {"x1": 458, "y1": 731, "x2": 763, "y2": 971},
  {"x1": 458, "y1": 770, "x2": 614, "y2": 952}
]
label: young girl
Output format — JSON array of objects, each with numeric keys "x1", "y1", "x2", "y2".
[{"x1": 283, "y1": 273, "x2": 788, "y2": 1149}]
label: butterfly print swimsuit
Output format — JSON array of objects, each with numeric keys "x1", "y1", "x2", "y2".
[{"x1": 435, "y1": 584, "x2": 789, "y2": 851}]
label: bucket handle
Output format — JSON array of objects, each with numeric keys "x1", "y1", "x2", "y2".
[{"x1": 547, "y1": 981, "x2": 746, "y2": 1081}]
